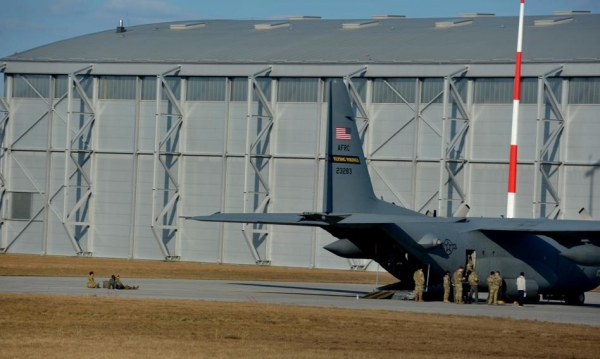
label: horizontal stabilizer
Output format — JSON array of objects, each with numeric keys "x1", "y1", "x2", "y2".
[{"x1": 189, "y1": 213, "x2": 322, "y2": 226}]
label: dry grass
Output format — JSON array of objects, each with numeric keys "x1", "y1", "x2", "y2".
[
  {"x1": 1, "y1": 294, "x2": 598, "y2": 359},
  {"x1": 1, "y1": 254, "x2": 599, "y2": 358},
  {"x1": 0, "y1": 254, "x2": 396, "y2": 284}
]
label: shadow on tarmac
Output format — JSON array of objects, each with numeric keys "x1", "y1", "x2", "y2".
[{"x1": 230, "y1": 282, "x2": 368, "y2": 296}]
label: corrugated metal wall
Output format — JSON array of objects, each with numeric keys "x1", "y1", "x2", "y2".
[{"x1": 2, "y1": 74, "x2": 600, "y2": 270}]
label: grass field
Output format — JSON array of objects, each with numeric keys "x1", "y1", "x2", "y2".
[
  {"x1": 1, "y1": 254, "x2": 599, "y2": 358},
  {"x1": 0, "y1": 254, "x2": 396, "y2": 284},
  {"x1": 1, "y1": 294, "x2": 599, "y2": 359}
]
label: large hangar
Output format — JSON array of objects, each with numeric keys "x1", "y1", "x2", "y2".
[{"x1": 1, "y1": 12, "x2": 600, "y2": 271}]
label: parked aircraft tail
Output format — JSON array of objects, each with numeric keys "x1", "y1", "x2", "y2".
[
  {"x1": 191, "y1": 79, "x2": 421, "y2": 226},
  {"x1": 323, "y1": 79, "x2": 420, "y2": 216}
]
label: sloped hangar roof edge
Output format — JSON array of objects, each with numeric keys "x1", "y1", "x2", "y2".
[{"x1": 2, "y1": 15, "x2": 600, "y2": 65}]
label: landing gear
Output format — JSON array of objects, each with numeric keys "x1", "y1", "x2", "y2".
[
  {"x1": 564, "y1": 292, "x2": 585, "y2": 306},
  {"x1": 542, "y1": 292, "x2": 585, "y2": 305}
]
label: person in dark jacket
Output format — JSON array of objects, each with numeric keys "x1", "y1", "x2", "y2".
[
  {"x1": 115, "y1": 275, "x2": 139, "y2": 290},
  {"x1": 108, "y1": 275, "x2": 117, "y2": 289}
]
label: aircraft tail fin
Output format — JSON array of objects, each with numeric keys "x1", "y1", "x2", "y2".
[{"x1": 323, "y1": 79, "x2": 420, "y2": 216}]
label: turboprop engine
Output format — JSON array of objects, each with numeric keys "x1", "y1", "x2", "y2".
[{"x1": 560, "y1": 244, "x2": 600, "y2": 266}]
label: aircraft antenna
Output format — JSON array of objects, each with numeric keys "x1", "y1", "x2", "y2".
[{"x1": 507, "y1": 0, "x2": 525, "y2": 218}]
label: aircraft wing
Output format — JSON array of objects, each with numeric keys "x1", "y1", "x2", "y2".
[
  {"x1": 469, "y1": 218, "x2": 600, "y2": 233},
  {"x1": 190, "y1": 212, "x2": 462, "y2": 227},
  {"x1": 337, "y1": 214, "x2": 461, "y2": 225},
  {"x1": 187, "y1": 212, "x2": 384, "y2": 226},
  {"x1": 468, "y1": 218, "x2": 600, "y2": 244}
]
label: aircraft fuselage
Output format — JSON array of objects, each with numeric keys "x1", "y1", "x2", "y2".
[
  {"x1": 331, "y1": 220, "x2": 600, "y2": 298},
  {"x1": 193, "y1": 79, "x2": 600, "y2": 306}
]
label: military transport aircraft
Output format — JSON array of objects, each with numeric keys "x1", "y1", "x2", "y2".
[{"x1": 190, "y1": 79, "x2": 600, "y2": 305}]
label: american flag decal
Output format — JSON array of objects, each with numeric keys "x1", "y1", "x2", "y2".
[{"x1": 336, "y1": 127, "x2": 352, "y2": 140}]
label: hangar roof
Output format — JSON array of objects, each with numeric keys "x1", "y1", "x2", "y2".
[{"x1": 3, "y1": 14, "x2": 600, "y2": 65}]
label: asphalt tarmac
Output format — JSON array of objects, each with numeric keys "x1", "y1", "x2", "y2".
[{"x1": 1, "y1": 276, "x2": 599, "y2": 326}]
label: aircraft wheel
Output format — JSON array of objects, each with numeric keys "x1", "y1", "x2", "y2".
[{"x1": 564, "y1": 292, "x2": 585, "y2": 306}]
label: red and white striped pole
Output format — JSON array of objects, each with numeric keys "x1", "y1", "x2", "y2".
[{"x1": 507, "y1": 0, "x2": 525, "y2": 218}]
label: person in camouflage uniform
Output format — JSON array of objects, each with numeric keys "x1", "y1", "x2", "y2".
[
  {"x1": 108, "y1": 275, "x2": 117, "y2": 289},
  {"x1": 487, "y1": 271, "x2": 498, "y2": 305},
  {"x1": 466, "y1": 256, "x2": 474, "y2": 276},
  {"x1": 86, "y1": 271, "x2": 100, "y2": 288},
  {"x1": 115, "y1": 275, "x2": 139, "y2": 290},
  {"x1": 494, "y1": 271, "x2": 503, "y2": 304},
  {"x1": 413, "y1": 268, "x2": 425, "y2": 302},
  {"x1": 443, "y1": 271, "x2": 451, "y2": 303},
  {"x1": 453, "y1": 267, "x2": 465, "y2": 304},
  {"x1": 467, "y1": 268, "x2": 479, "y2": 304}
]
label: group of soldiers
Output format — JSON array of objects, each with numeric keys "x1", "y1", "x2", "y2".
[
  {"x1": 413, "y1": 259, "x2": 504, "y2": 305},
  {"x1": 486, "y1": 271, "x2": 504, "y2": 305},
  {"x1": 86, "y1": 271, "x2": 139, "y2": 290}
]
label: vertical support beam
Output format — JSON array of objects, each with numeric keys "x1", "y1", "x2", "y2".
[
  {"x1": 558, "y1": 78, "x2": 569, "y2": 219},
  {"x1": 151, "y1": 66, "x2": 183, "y2": 261},
  {"x1": 76, "y1": 69, "x2": 93, "y2": 251},
  {"x1": 345, "y1": 67, "x2": 369, "y2": 136},
  {"x1": 411, "y1": 78, "x2": 422, "y2": 211},
  {"x1": 62, "y1": 66, "x2": 95, "y2": 255},
  {"x1": 87, "y1": 75, "x2": 99, "y2": 252},
  {"x1": 533, "y1": 66, "x2": 564, "y2": 218},
  {"x1": 360, "y1": 78, "x2": 374, "y2": 271},
  {"x1": 310, "y1": 78, "x2": 324, "y2": 268},
  {"x1": 151, "y1": 74, "x2": 164, "y2": 256},
  {"x1": 438, "y1": 77, "x2": 450, "y2": 216},
  {"x1": 218, "y1": 78, "x2": 232, "y2": 263},
  {"x1": 175, "y1": 77, "x2": 187, "y2": 258},
  {"x1": 243, "y1": 76, "x2": 260, "y2": 263},
  {"x1": 0, "y1": 73, "x2": 11, "y2": 251},
  {"x1": 464, "y1": 78, "x2": 475, "y2": 202},
  {"x1": 128, "y1": 76, "x2": 142, "y2": 258},
  {"x1": 63, "y1": 73, "x2": 73, "y2": 240},
  {"x1": 42, "y1": 76, "x2": 55, "y2": 255},
  {"x1": 532, "y1": 76, "x2": 543, "y2": 218},
  {"x1": 438, "y1": 67, "x2": 470, "y2": 217},
  {"x1": 264, "y1": 77, "x2": 278, "y2": 263},
  {"x1": 364, "y1": 77, "x2": 373, "y2": 173},
  {"x1": 242, "y1": 66, "x2": 273, "y2": 265}
]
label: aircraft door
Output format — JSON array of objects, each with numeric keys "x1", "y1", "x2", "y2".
[{"x1": 466, "y1": 250, "x2": 476, "y2": 274}]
